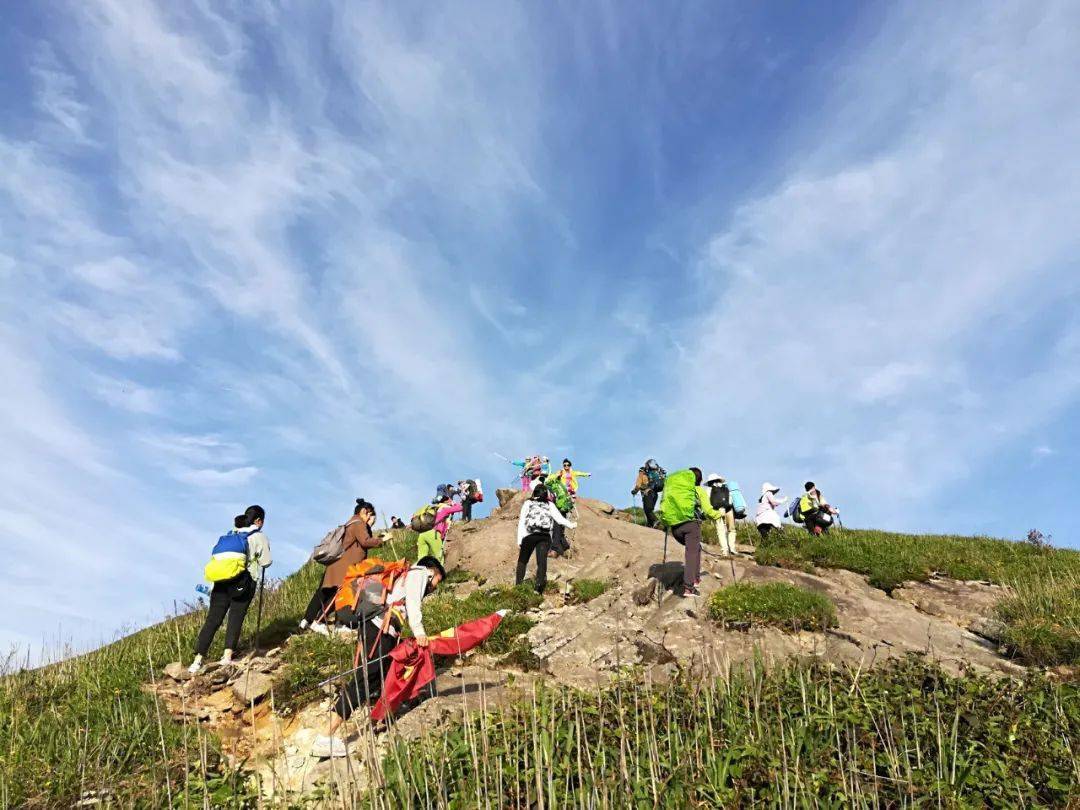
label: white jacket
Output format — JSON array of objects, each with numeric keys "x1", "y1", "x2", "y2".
[
  {"x1": 516, "y1": 500, "x2": 576, "y2": 545},
  {"x1": 754, "y1": 483, "x2": 787, "y2": 528},
  {"x1": 238, "y1": 525, "x2": 272, "y2": 580},
  {"x1": 382, "y1": 566, "x2": 434, "y2": 638}
]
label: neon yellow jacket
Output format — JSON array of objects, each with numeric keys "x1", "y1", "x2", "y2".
[{"x1": 559, "y1": 468, "x2": 591, "y2": 494}]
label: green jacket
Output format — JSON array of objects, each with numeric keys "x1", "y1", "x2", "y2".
[
  {"x1": 658, "y1": 470, "x2": 723, "y2": 527},
  {"x1": 542, "y1": 474, "x2": 573, "y2": 515}
]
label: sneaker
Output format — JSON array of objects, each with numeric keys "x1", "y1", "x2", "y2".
[
  {"x1": 187, "y1": 657, "x2": 203, "y2": 675},
  {"x1": 681, "y1": 585, "x2": 701, "y2": 598},
  {"x1": 298, "y1": 619, "x2": 310, "y2": 631},
  {"x1": 311, "y1": 735, "x2": 348, "y2": 759},
  {"x1": 218, "y1": 653, "x2": 233, "y2": 667},
  {"x1": 309, "y1": 622, "x2": 330, "y2": 637}
]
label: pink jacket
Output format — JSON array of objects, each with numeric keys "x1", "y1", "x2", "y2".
[{"x1": 434, "y1": 502, "x2": 463, "y2": 538}]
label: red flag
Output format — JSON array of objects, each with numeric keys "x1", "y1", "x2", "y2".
[{"x1": 371, "y1": 610, "x2": 506, "y2": 721}]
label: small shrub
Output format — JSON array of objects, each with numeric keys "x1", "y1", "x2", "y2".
[
  {"x1": 708, "y1": 583, "x2": 837, "y2": 631},
  {"x1": 569, "y1": 579, "x2": 610, "y2": 604},
  {"x1": 273, "y1": 633, "x2": 355, "y2": 713}
]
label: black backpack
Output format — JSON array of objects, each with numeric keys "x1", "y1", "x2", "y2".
[{"x1": 709, "y1": 484, "x2": 731, "y2": 512}]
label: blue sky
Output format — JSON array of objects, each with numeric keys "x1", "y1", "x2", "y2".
[{"x1": 1, "y1": 1, "x2": 1077, "y2": 655}]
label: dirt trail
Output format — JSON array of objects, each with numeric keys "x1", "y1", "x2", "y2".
[{"x1": 155, "y1": 492, "x2": 1022, "y2": 802}]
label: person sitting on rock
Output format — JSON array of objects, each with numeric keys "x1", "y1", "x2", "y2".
[
  {"x1": 800, "y1": 481, "x2": 838, "y2": 535},
  {"x1": 515, "y1": 484, "x2": 576, "y2": 594},
  {"x1": 311, "y1": 555, "x2": 446, "y2": 759}
]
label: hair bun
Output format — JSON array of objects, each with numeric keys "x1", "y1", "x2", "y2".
[{"x1": 356, "y1": 498, "x2": 363, "y2": 505}]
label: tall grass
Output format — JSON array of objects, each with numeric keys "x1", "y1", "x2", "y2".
[
  {"x1": 373, "y1": 657, "x2": 1079, "y2": 808},
  {"x1": 996, "y1": 571, "x2": 1080, "y2": 667},
  {"x1": 708, "y1": 583, "x2": 837, "y2": 631},
  {"x1": 0, "y1": 564, "x2": 322, "y2": 806}
]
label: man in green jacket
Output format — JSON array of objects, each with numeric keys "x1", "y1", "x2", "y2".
[{"x1": 658, "y1": 467, "x2": 723, "y2": 596}]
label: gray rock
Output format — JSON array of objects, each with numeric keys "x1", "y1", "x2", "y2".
[
  {"x1": 163, "y1": 662, "x2": 192, "y2": 682},
  {"x1": 232, "y1": 670, "x2": 275, "y2": 704},
  {"x1": 967, "y1": 616, "x2": 1007, "y2": 644}
]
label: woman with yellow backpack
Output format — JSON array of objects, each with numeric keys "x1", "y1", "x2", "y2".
[{"x1": 189, "y1": 505, "x2": 273, "y2": 674}]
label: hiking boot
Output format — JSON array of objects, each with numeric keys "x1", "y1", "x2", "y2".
[
  {"x1": 309, "y1": 622, "x2": 330, "y2": 637},
  {"x1": 681, "y1": 585, "x2": 701, "y2": 598},
  {"x1": 311, "y1": 735, "x2": 348, "y2": 759}
]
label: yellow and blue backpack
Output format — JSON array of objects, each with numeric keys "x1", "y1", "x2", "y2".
[{"x1": 203, "y1": 530, "x2": 252, "y2": 583}]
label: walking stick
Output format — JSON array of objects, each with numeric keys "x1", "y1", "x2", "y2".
[
  {"x1": 253, "y1": 567, "x2": 266, "y2": 654},
  {"x1": 662, "y1": 526, "x2": 669, "y2": 564}
]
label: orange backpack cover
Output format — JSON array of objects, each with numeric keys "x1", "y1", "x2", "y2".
[{"x1": 334, "y1": 558, "x2": 412, "y2": 613}]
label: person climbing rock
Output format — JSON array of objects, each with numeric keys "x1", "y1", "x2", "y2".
[
  {"x1": 457, "y1": 478, "x2": 483, "y2": 522},
  {"x1": 658, "y1": 468, "x2": 722, "y2": 597},
  {"x1": 558, "y1": 459, "x2": 591, "y2": 499},
  {"x1": 300, "y1": 499, "x2": 382, "y2": 636},
  {"x1": 389, "y1": 516, "x2": 406, "y2": 530},
  {"x1": 515, "y1": 484, "x2": 576, "y2": 594},
  {"x1": 754, "y1": 482, "x2": 787, "y2": 542},
  {"x1": 541, "y1": 471, "x2": 575, "y2": 557},
  {"x1": 415, "y1": 490, "x2": 462, "y2": 563},
  {"x1": 310, "y1": 556, "x2": 446, "y2": 759},
  {"x1": 704, "y1": 474, "x2": 738, "y2": 557},
  {"x1": 632, "y1": 460, "x2": 666, "y2": 528},
  {"x1": 799, "y1": 481, "x2": 838, "y2": 535},
  {"x1": 189, "y1": 505, "x2": 272, "y2": 673}
]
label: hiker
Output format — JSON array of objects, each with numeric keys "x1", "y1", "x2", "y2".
[
  {"x1": 511, "y1": 456, "x2": 537, "y2": 490},
  {"x1": 631, "y1": 459, "x2": 665, "y2": 528},
  {"x1": 754, "y1": 483, "x2": 787, "y2": 541},
  {"x1": 658, "y1": 468, "x2": 722, "y2": 597},
  {"x1": 311, "y1": 556, "x2": 446, "y2": 759},
  {"x1": 189, "y1": 505, "x2": 273, "y2": 673},
  {"x1": 799, "y1": 481, "x2": 838, "y2": 535},
  {"x1": 704, "y1": 474, "x2": 738, "y2": 557},
  {"x1": 457, "y1": 478, "x2": 483, "y2": 522},
  {"x1": 516, "y1": 484, "x2": 576, "y2": 594},
  {"x1": 541, "y1": 471, "x2": 575, "y2": 557},
  {"x1": 300, "y1": 499, "x2": 383, "y2": 636},
  {"x1": 389, "y1": 516, "x2": 406, "y2": 530},
  {"x1": 415, "y1": 490, "x2": 462, "y2": 563},
  {"x1": 558, "y1": 459, "x2": 591, "y2": 499}
]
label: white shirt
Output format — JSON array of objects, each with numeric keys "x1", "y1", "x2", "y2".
[
  {"x1": 516, "y1": 500, "x2": 576, "y2": 546},
  {"x1": 238, "y1": 525, "x2": 272, "y2": 580},
  {"x1": 374, "y1": 566, "x2": 433, "y2": 638}
]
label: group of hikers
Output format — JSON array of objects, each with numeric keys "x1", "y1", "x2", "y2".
[
  {"x1": 186, "y1": 454, "x2": 837, "y2": 758},
  {"x1": 633, "y1": 462, "x2": 840, "y2": 596}
]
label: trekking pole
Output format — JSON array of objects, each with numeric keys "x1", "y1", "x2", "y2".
[
  {"x1": 662, "y1": 526, "x2": 669, "y2": 564},
  {"x1": 253, "y1": 567, "x2": 266, "y2": 655}
]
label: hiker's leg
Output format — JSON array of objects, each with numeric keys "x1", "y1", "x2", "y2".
[
  {"x1": 304, "y1": 587, "x2": 333, "y2": 624},
  {"x1": 515, "y1": 537, "x2": 535, "y2": 585},
  {"x1": 642, "y1": 492, "x2": 658, "y2": 527},
  {"x1": 714, "y1": 519, "x2": 726, "y2": 552},
  {"x1": 533, "y1": 537, "x2": 551, "y2": 595},
  {"x1": 757, "y1": 524, "x2": 772, "y2": 541},
  {"x1": 222, "y1": 581, "x2": 255, "y2": 652},
  {"x1": 551, "y1": 522, "x2": 567, "y2": 556},
  {"x1": 194, "y1": 585, "x2": 231, "y2": 656},
  {"x1": 416, "y1": 530, "x2": 435, "y2": 560},
  {"x1": 683, "y1": 522, "x2": 702, "y2": 588},
  {"x1": 429, "y1": 531, "x2": 445, "y2": 563}
]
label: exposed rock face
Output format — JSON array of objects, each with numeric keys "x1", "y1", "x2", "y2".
[{"x1": 232, "y1": 670, "x2": 275, "y2": 704}]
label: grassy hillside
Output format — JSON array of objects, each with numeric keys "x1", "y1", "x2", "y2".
[{"x1": 3, "y1": 515, "x2": 1078, "y2": 806}]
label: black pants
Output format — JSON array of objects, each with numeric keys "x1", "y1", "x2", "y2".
[
  {"x1": 805, "y1": 511, "x2": 833, "y2": 533},
  {"x1": 304, "y1": 586, "x2": 338, "y2": 624},
  {"x1": 462, "y1": 497, "x2": 474, "y2": 522},
  {"x1": 642, "y1": 491, "x2": 658, "y2": 527},
  {"x1": 516, "y1": 532, "x2": 551, "y2": 594},
  {"x1": 195, "y1": 571, "x2": 255, "y2": 656},
  {"x1": 551, "y1": 521, "x2": 570, "y2": 556},
  {"x1": 757, "y1": 524, "x2": 773, "y2": 540},
  {"x1": 334, "y1": 622, "x2": 400, "y2": 720},
  {"x1": 672, "y1": 521, "x2": 702, "y2": 588}
]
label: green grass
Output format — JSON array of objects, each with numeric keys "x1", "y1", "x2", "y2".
[
  {"x1": 373, "y1": 657, "x2": 1080, "y2": 808},
  {"x1": 568, "y1": 578, "x2": 611, "y2": 604},
  {"x1": 0, "y1": 561, "x2": 323, "y2": 807},
  {"x1": 273, "y1": 633, "x2": 356, "y2": 714},
  {"x1": 995, "y1": 572, "x2": 1080, "y2": 667},
  {"x1": 750, "y1": 524, "x2": 1079, "y2": 592},
  {"x1": 708, "y1": 583, "x2": 837, "y2": 631}
]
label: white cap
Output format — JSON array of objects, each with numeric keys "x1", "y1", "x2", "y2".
[{"x1": 705, "y1": 472, "x2": 724, "y2": 486}]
